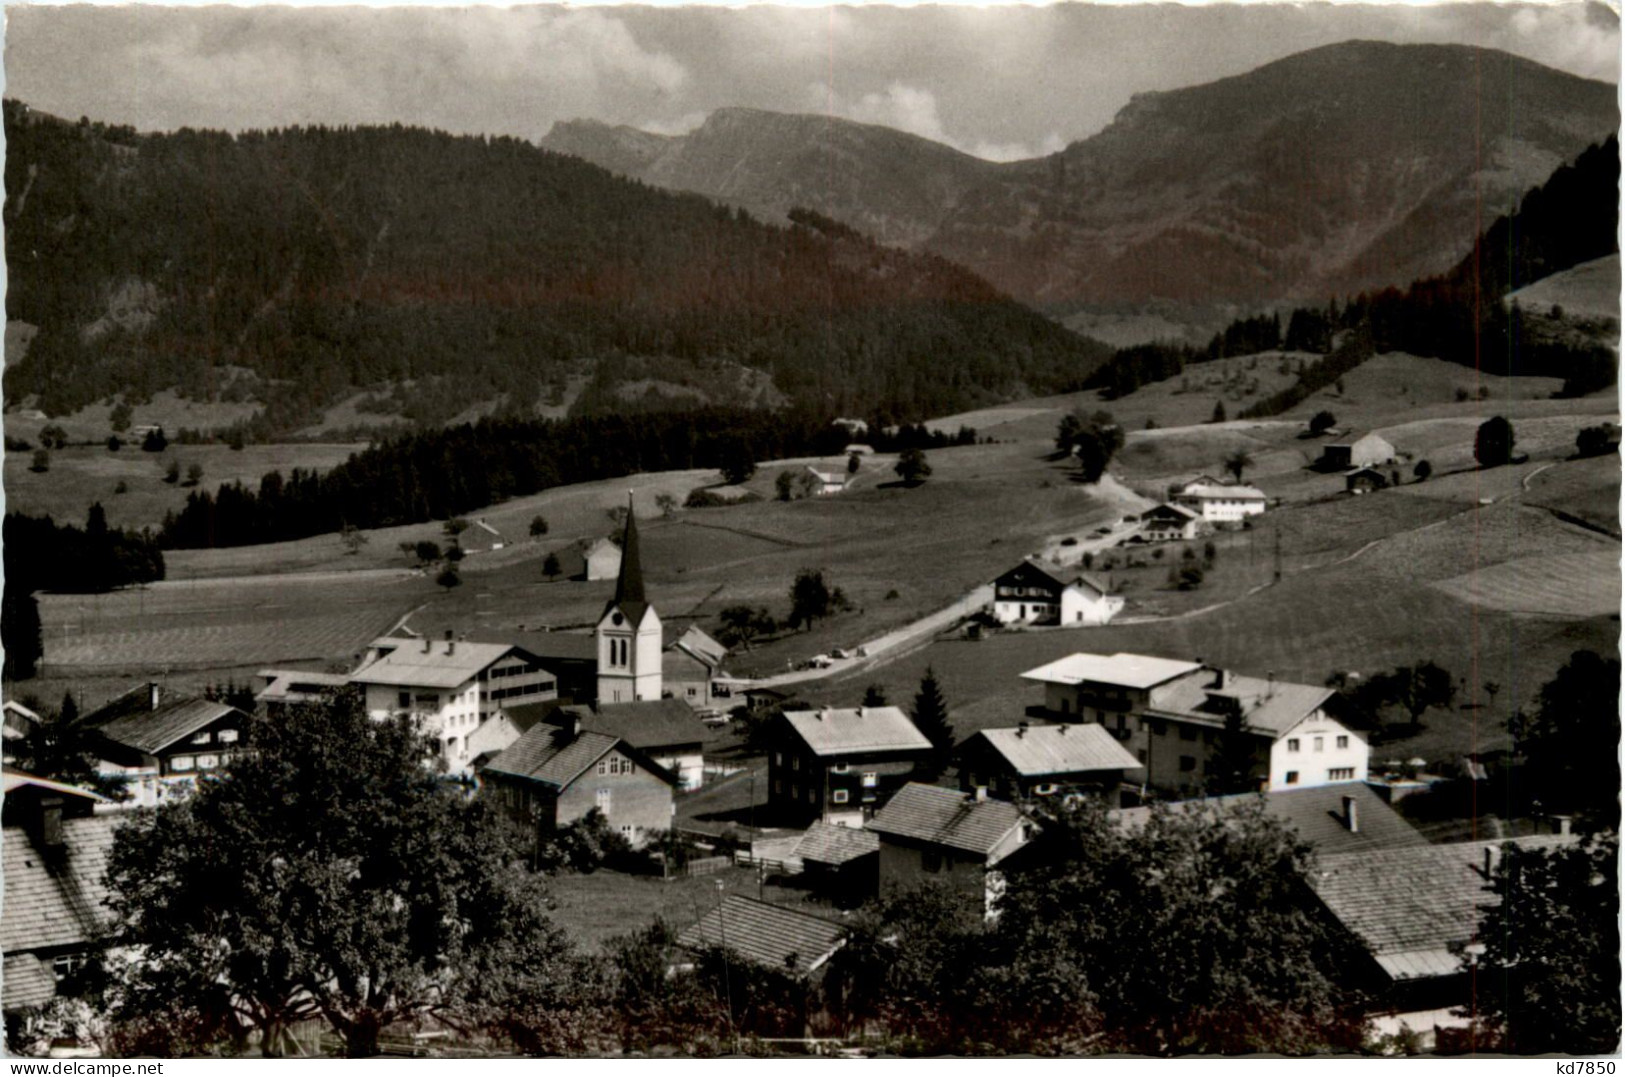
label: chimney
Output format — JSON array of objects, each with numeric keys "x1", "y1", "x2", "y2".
[
  {"x1": 445, "y1": 628, "x2": 455, "y2": 656},
  {"x1": 857, "y1": 706, "x2": 866, "y2": 720},
  {"x1": 37, "y1": 794, "x2": 64, "y2": 849},
  {"x1": 1058, "y1": 724, "x2": 1068, "y2": 735},
  {"x1": 970, "y1": 785, "x2": 988, "y2": 803},
  {"x1": 1482, "y1": 845, "x2": 1495, "y2": 879},
  {"x1": 1553, "y1": 814, "x2": 1573, "y2": 836},
  {"x1": 1267, "y1": 670, "x2": 1276, "y2": 696},
  {"x1": 1017, "y1": 721, "x2": 1028, "y2": 738},
  {"x1": 1341, "y1": 795, "x2": 1359, "y2": 833},
  {"x1": 148, "y1": 682, "x2": 161, "y2": 711},
  {"x1": 422, "y1": 636, "x2": 432, "y2": 653}
]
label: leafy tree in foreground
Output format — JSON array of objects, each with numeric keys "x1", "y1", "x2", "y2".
[
  {"x1": 103, "y1": 688, "x2": 579, "y2": 1057},
  {"x1": 1473, "y1": 836, "x2": 1620, "y2": 1054},
  {"x1": 1475, "y1": 415, "x2": 1516, "y2": 468},
  {"x1": 894, "y1": 447, "x2": 932, "y2": 485},
  {"x1": 1509, "y1": 650, "x2": 1622, "y2": 830},
  {"x1": 718, "y1": 438, "x2": 757, "y2": 486}
]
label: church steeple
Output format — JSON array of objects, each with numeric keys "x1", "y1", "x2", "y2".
[{"x1": 595, "y1": 492, "x2": 662, "y2": 704}]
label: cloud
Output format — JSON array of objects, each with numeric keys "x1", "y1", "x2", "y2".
[{"x1": 970, "y1": 133, "x2": 1069, "y2": 163}]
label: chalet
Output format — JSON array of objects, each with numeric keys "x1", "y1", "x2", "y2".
[
  {"x1": 1138, "y1": 502, "x2": 1209, "y2": 543},
  {"x1": 529, "y1": 698, "x2": 712, "y2": 790},
  {"x1": 805, "y1": 466, "x2": 848, "y2": 495},
  {"x1": 1112, "y1": 782, "x2": 1427, "y2": 856},
  {"x1": 991, "y1": 559, "x2": 1124, "y2": 627},
  {"x1": 254, "y1": 668, "x2": 350, "y2": 717},
  {"x1": 481, "y1": 715, "x2": 676, "y2": 847},
  {"x1": 663, "y1": 625, "x2": 729, "y2": 710},
  {"x1": 1021, "y1": 652, "x2": 1367, "y2": 797},
  {"x1": 2, "y1": 772, "x2": 117, "y2": 1017},
  {"x1": 1174, "y1": 481, "x2": 1267, "y2": 523},
  {"x1": 1310, "y1": 834, "x2": 1575, "y2": 1049},
  {"x1": 868, "y1": 783, "x2": 1034, "y2": 917},
  {"x1": 351, "y1": 633, "x2": 560, "y2": 773},
  {"x1": 955, "y1": 722, "x2": 1143, "y2": 806},
  {"x1": 1345, "y1": 467, "x2": 1389, "y2": 495},
  {"x1": 767, "y1": 705, "x2": 933, "y2": 826},
  {"x1": 88, "y1": 688, "x2": 251, "y2": 808},
  {"x1": 582, "y1": 538, "x2": 623, "y2": 582},
  {"x1": 1319, "y1": 433, "x2": 1396, "y2": 471},
  {"x1": 793, "y1": 824, "x2": 880, "y2": 908}
]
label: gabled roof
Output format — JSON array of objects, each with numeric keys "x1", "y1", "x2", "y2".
[
  {"x1": 868, "y1": 783, "x2": 1027, "y2": 859},
  {"x1": 2, "y1": 770, "x2": 111, "y2": 804},
  {"x1": 351, "y1": 640, "x2": 532, "y2": 689},
  {"x1": 1345, "y1": 466, "x2": 1388, "y2": 479},
  {"x1": 1180, "y1": 483, "x2": 1266, "y2": 500},
  {"x1": 1142, "y1": 502, "x2": 1200, "y2": 521},
  {"x1": 780, "y1": 706, "x2": 932, "y2": 758},
  {"x1": 668, "y1": 625, "x2": 727, "y2": 669},
  {"x1": 2, "y1": 815, "x2": 121, "y2": 960},
  {"x1": 1070, "y1": 572, "x2": 1115, "y2": 597},
  {"x1": 807, "y1": 467, "x2": 845, "y2": 484},
  {"x1": 1311, "y1": 835, "x2": 1574, "y2": 981},
  {"x1": 678, "y1": 895, "x2": 846, "y2": 974},
  {"x1": 469, "y1": 629, "x2": 598, "y2": 663},
  {"x1": 583, "y1": 699, "x2": 711, "y2": 750},
  {"x1": 255, "y1": 668, "x2": 350, "y2": 704},
  {"x1": 95, "y1": 698, "x2": 243, "y2": 755},
  {"x1": 1327, "y1": 432, "x2": 1394, "y2": 449},
  {"x1": 496, "y1": 699, "x2": 574, "y2": 736},
  {"x1": 794, "y1": 823, "x2": 880, "y2": 866},
  {"x1": 1113, "y1": 783, "x2": 1426, "y2": 856},
  {"x1": 964, "y1": 723, "x2": 1141, "y2": 777},
  {"x1": 483, "y1": 727, "x2": 621, "y2": 788},
  {"x1": 1149, "y1": 673, "x2": 1336, "y2": 736},
  {"x1": 1021, "y1": 652, "x2": 1203, "y2": 691},
  {"x1": 4, "y1": 953, "x2": 58, "y2": 1010}
]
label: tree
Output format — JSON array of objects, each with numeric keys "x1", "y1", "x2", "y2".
[
  {"x1": 529, "y1": 515, "x2": 549, "y2": 537},
  {"x1": 141, "y1": 427, "x2": 168, "y2": 452},
  {"x1": 894, "y1": 447, "x2": 932, "y2": 485},
  {"x1": 413, "y1": 540, "x2": 442, "y2": 565},
  {"x1": 109, "y1": 401, "x2": 133, "y2": 432},
  {"x1": 1210, "y1": 400, "x2": 1227, "y2": 424},
  {"x1": 718, "y1": 438, "x2": 757, "y2": 486},
  {"x1": 774, "y1": 470, "x2": 795, "y2": 501},
  {"x1": 1206, "y1": 699, "x2": 1261, "y2": 795},
  {"x1": 339, "y1": 524, "x2": 368, "y2": 555},
  {"x1": 1391, "y1": 660, "x2": 1455, "y2": 732},
  {"x1": 1509, "y1": 651, "x2": 1621, "y2": 829},
  {"x1": 164, "y1": 459, "x2": 180, "y2": 484},
  {"x1": 436, "y1": 564, "x2": 462, "y2": 591},
  {"x1": 605, "y1": 920, "x2": 727, "y2": 1054},
  {"x1": 1413, "y1": 459, "x2": 1432, "y2": 481},
  {"x1": 796, "y1": 470, "x2": 821, "y2": 499},
  {"x1": 911, "y1": 668, "x2": 954, "y2": 778},
  {"x1": 106, "y1": 435, "x2": 123, "y2": 452},
  {"x1": 862, "y1": 684, "x2": 888, "y2": 707},
  {"x1": 1055, "y1": 411, "x2": 1085, "y2": 453},
  {"x1": 1575, "y1": 425, "x2": 1616, "y2": 458},
  {"x1": 1473, "y1": 836, "x2": 1620, "y2": 1054},
  {"x1": 2, "y1": 585, "x2": 43, "y2": 680},
  {"x1": 40, "y1": 424, "x2": 69, "y2": 450},
  {"x1": 444, "y1": 544, "x2": 466, "y2": 563},
  {"x1": 11, "y1": 693, "x2": 126, "y2": 799},
  {"x1": 655, "y1": 493, "x2": 678, "y2": 519},
  {"x1": 185, "y1": 463, "x2": 205, "y2": 487},
  {"x1": 717, "y1": 604, "x2": 774, "y2": 650},
  {"x1": 1222, "y1": 449, "x2": 1254, "y2": 483},
  {"x1": 443, "y1": 517, "x2": 470, "y2": 540},
  {"x1": 847, "y1": 452, "x2": 861, "y2": 476},
  {"x1": 1308, "y1": 410, "x2": 1336, "y2": 435},
  {"x1": 788, "y1": 568, "x2": 837, "y2": 630},
  {"x1": 29, "y1": 449, "x2": 49, "y2": 473},
  {"x1": 102, "y1": 688, "x2": 579, "y2": 1057},
  {"x1": 542, "y1": 552, "x2": 562, "y2": 579},
  {"x1": 1475, "y1": 416, "x2": 1516, "y2": 468}
]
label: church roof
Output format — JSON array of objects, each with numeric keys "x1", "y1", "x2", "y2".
[{"x1": 604, "y1": 495, "x2": 649, "y2": 625}]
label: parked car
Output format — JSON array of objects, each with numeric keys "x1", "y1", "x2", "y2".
[
  {"x1": 1060, "y1": 536, "x2": 1078, "y2": 547},
  {"x1": 808, "y1": 654, "x2": 835, "y2": 669},
  {"x1": 831, "y1": 647, "x2": 850, "y2": 659}
]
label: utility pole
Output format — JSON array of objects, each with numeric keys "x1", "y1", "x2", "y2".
[{"x1": 1273, "y1": 524, "x2": 1282, "y2": 583}]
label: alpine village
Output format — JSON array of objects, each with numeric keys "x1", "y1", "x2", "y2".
[{"x1": 0, "y1": 9, "x2": 1620, "y2": 1061}]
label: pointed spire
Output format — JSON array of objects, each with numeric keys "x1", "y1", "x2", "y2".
[{"x1": 613, "y1": 491, "x2": 645, "y2": 608}]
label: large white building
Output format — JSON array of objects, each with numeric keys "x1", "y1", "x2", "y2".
[
  {"x1": 350, "y1": 635, "x2": 560, "y2": 773},
  {"x1": 1174, "y1": 481, "x2": 1267, "y2": 523}
]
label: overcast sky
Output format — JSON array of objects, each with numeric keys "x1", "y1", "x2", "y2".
[{"x1": 6, "y1": 2, "x2": 1619, "y2": 161}]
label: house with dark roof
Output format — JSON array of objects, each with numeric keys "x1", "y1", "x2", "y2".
[
  {"x1": 1023, "y1": 653, "x2": 1367, "y2": 798},
  {"x1": 88, "y1": 688, "x2": 250, "y2": 809},
  {"x1": 868, "y1": 783, "x2": 1034, "y2": 916},
  {"x1": 767, "y1": 706, "x2": 933, "y2": 826},
  {"x1": 677, "y1": 895, "x2": 848, "y2": 1035},
  {"x1": 1138, "y1": 502, "x2": 1210, "y2": 543},
  {"x1": 956, "y1": 722, "x2": 1143, "y2": 806},
  {"x1": 1318, "y1": 432, "x2": 1397, "y2": 471},
  {"x1": 1309, "y1": 834, "x2": 1575, "y2": 1048},
  {"x1": 793, "y1": 823, "x2": 880, "y2": 907},
  {"x1": 480, "y1": 713, "x2": 676, "y2": 847},
  {"x1": 663, "y1": 625, "x2": 730, "y2": 711},
  {"x1": 992, "y1": 559, "x2": 1124, "y2": 627},
  {"x1": 2, "y1": 772, "x2": 118, "y2": 1016},
  {"x1": 1112, "y1": 782, "x2": 1427, "y2": 856},
  {"x1": 505, "y1": 697, "x2": 713, "y2": 790}
]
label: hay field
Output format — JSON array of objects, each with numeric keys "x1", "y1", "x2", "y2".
[{"x1": 1433, "y1": 549, "x2": 1620, "y2": 617}]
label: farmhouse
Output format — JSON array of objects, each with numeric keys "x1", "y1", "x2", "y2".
[
  {"x1": 766, "y1": 705, "x2": 933, "y2": 826},
  {"x1": 582, "y1": 537, "x2": 623, "y2": 582},
  {"x1": 868, "y1": 783, "x2": 1034, "y2": 917},
  {"x1": 1021, "y1": 652, "x2": 1367, "y2": 797},
  {"x1": 663, "y1": 625, "x2": 730, "y2": 710},
  {"x1": 351, "y1": 633, "x2": 561, "y2": 774},
  {"x1": 805, "y1": 466, "x2": 848, "y2": 495},
  {"x1": 481, "y1": 713, "x2": 676, "y2": 847},
  {"x1": 1345, "y1": 467, "x2": 1389, "y2": 494},
  {"x1": 86, "y1": 686, "x2": 251, "y2": 808},
  {"x1": 1137, "y1": 502, "x2": 1210, "y2": 543},
  {"x1": 1173, "y1": 481, "x2": 1267, "y2": 523},
  {"x1": 539, "y1": 699, "x2": 712, "y2": 790},
  {"x1": 991, "y1": 559, "x2": 1125, "y2": 626},
  {"x1": 1310, "y1": 834, "x2": 1576, "y2": 1049},
  {"x1": 794, "y1": 824, "x2": 880, "y2": 907},
  {"x1": 2, "y1": 771, "x2": 117, "y2": 1017},
  {"x1": 1318, "y1": 433, "x2": 1396, "y2": 471},
  {"x1": 955, "y1": 722, "x2": 1143, "y2": 806}
]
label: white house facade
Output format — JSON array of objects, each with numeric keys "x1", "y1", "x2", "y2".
[
  {"x1": 1267, "y1": 713, "x2": 1370, "y2": 790},
  {"x1": 1175, "y1": 482, "x2": 1267, "y2": 523}
]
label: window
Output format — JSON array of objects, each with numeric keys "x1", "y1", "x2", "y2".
[
  {"x1": 792, "y1": 756, "x2": 801, "y2": 772},
  {"x1": 1137, "y1": 750, "x2": 1148, "y2": 765},
  {"x1": 197, "y1": 754, "x2": 219, "y2": 770},
  {"x1": 218, "y1": 729, "x2": 239, "y2": 744},
  {"x1": 1179, "y1": 755, "x2": 1196, "y2": 773},
  {"x1": 861, "y1": 772, "x2": 878, "y2": 788},
  {"x1": 191, "y1": 731, "x2": 211, "y2": 745},
  {"x1": 596, "y1": 788, "x2": 612, "y2": 811},
  {"x1": 687, "y1": 687, "x2": 697, "y2": 697},
  {"x1": 1328, "y1": 767, "x2": 1355, "y2": 781},
  {"x1": 51, "y1": 953, "x2": 87, "y2": 981},
  {"x1": 807, "y1": 786, "x2": 817, "y2": 804},
  {"x1": 620, "y1": 824, "x2": 634, "y2": 836},
  {"x1": 1148, "y1": 720, "x2": 1167, "y2": 737},
  {"x1": 1287, "y1": 738, "x2": 1300, "y2": 752},
  {"x1": 1313, "y1": 736, "x2": 1324, "y2": 752},
  {"x1": 597, "y1": 760, "x2": 609, "y2": 776},
  {"x1": 398, "y1": 691, "x2": 411, "y2": 709},
  {"x1": 1336, "y1": 735, "x2": 1349, "y2": 749},
  {"x1": 922, "y1": 850, "x2": 943, "y2": 874},
  {"x1": 1179, "y1": 726, "x2": 1197, "y2": 742},
  {"x1": 831, "y1": 763, "x2": 849, "y2": 774},
  {"x1": 170, "y1": 755, "x2": 195, "y2": 772},
  {"x1": 832, "y1": 789, "x2": 849, "y2": 804},
  {"x1": 1284, "y1": 770, "x2": 1299, "y2": 785},
  {"x1": 773, "y1": 752, "x2": 783, "y2": 767}
]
